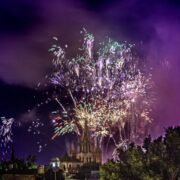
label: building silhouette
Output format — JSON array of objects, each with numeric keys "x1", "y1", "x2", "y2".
[{"x1": 61, "y1": 120, "x2": 102, "y2": 173}]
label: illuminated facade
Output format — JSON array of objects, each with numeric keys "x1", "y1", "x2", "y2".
[
  {"x1": 61, "y1": 121, "x2": 102, "y2": 172},
  {"x1": 74, "y1": 121, "x2": 102, "y2": 164}
]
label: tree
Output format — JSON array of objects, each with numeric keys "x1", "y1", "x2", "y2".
[
  {"x1": 100, "y1": 126, "x2": 180, "y2": 180},
  {"x1": 100, "y1": 160, "x2": 121, "y2": 180},
  {"x1": 164, "y1": 127, "x2": 180, "y2": 179},
  {"x1": 0, "y1": 154, "x2": 37, "y2": 171},
  {"x1": 26, "y1": 154, "x2": 36, "y2": 168}
]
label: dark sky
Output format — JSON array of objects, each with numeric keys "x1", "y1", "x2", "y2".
[{"x1": 0, "y1": 0, "x2": 180, "y2": 164}]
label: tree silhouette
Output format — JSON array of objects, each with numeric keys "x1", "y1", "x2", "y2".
[{"x1": 100, "y1": 126, "x2": 180, "y2": 180}]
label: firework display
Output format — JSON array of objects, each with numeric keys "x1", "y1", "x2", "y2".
[
  {"x1": 49, "y1": 29, "x2": 154, "y2": 148},
  {"x1": 0, "y1": 117, "x2": 14, "y2": 157},
  {"x1": 0, "y1": 117, "x2": 14, "y2": 146}
]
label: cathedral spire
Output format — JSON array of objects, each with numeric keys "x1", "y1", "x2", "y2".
[
  {"x1": 69, "y1": 142, "x2": 76, "y2": 157},
  {"x1": 10, "y1": 143, "x2": 15, "y2": 162},
  {"x1": 82, "y1": 119, "x2": 88, "y2": 139}
]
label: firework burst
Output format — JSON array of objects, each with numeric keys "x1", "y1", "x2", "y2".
[
  {"x1": 0, "y1": 117, "x2": 14, "y2": 158},
  {"x1": 48, "y1": 29, "x2": 155, "y2": 152}
]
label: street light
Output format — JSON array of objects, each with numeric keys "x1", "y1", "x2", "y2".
[{"x1": 50, "y1": 157, "x2": 60, "y2": 180}]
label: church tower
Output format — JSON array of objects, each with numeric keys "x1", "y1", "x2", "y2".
[
  {"x1": 76, "y1": 120, "x2": 102, "y2": 164},
  {"x1": 60, "y1": 120, "x2": 102, "y2": 172},
  {"x1": 10, "y1": 144, "x2": 15, "y2": 162},
  {"x1": 69, "y1": 142, "x2": 76, "y2": 157}
]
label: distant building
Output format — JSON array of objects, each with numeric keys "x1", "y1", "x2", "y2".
[
  {"x1": 60, "y1": 153, "x2": 82, "y2": 175},
  {"x1": 60, "y1": 120, "x2": 102, "y2": 174}
]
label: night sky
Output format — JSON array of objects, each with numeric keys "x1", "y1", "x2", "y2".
[{"x1": 0, "y1": 0, "x2": 180, "y2": 164}]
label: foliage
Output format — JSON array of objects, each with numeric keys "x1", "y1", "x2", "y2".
[
  {"x1": 0, "y1": 154, "x2": 37, "y2": 172},
  {"x1": 100, "y1": 126, "x2": 180, "y2": 180}
]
